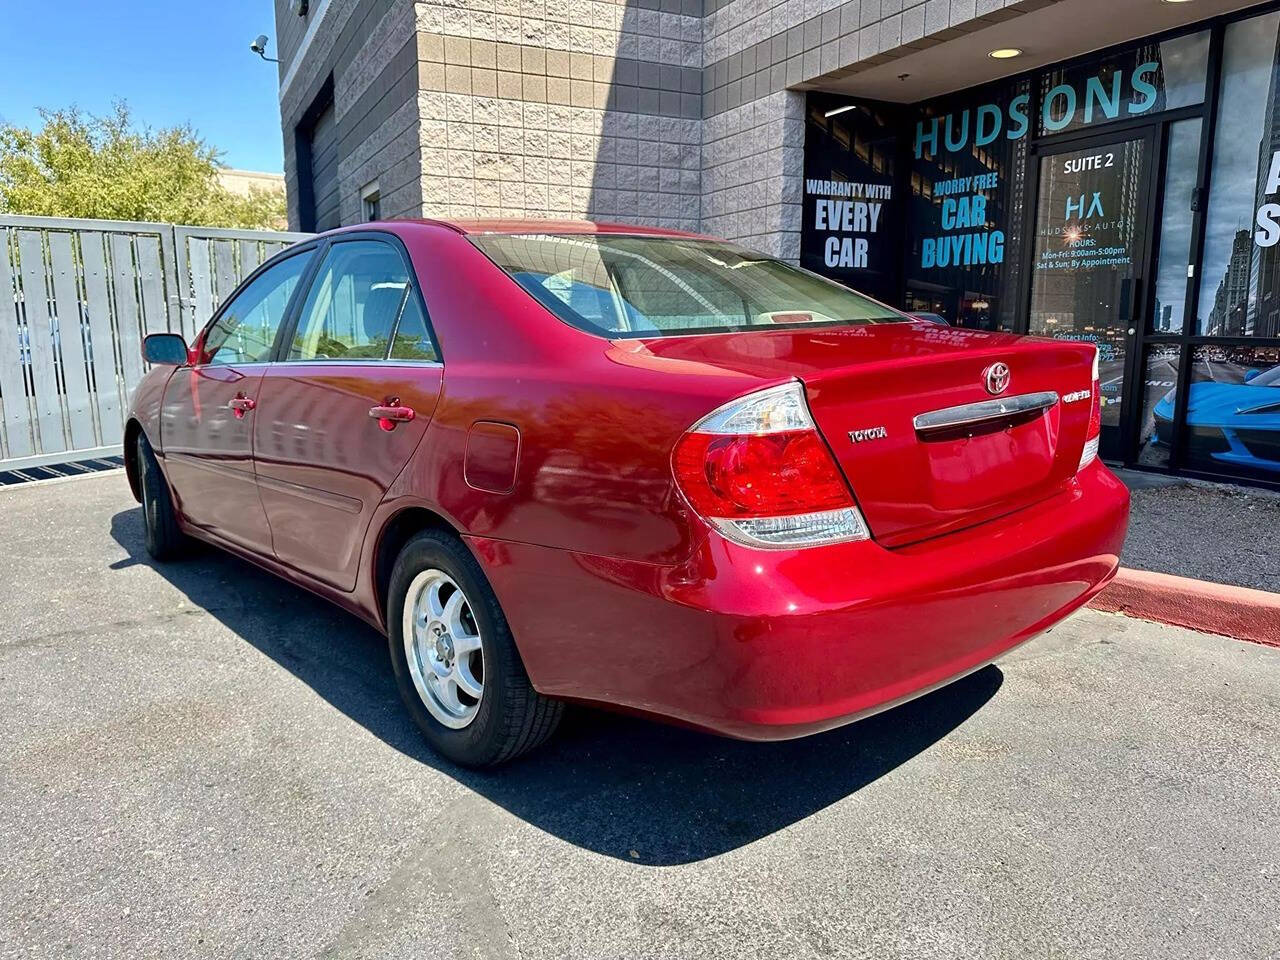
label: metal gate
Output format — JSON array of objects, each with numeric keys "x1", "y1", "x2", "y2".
[{"x1": 0, "y1": 215, "x2": 311, "y2": 471}]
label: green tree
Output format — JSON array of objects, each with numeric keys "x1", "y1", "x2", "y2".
[{"x1": 0, "y1": 102, "x2": 286, "y2": 229}]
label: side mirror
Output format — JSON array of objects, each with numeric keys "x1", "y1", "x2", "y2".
[
  {"x1": 1244, "y1": 368, "x2": 1261, "y2": 383},
  {"x1": 143, "y1": 333, "x2": 189, "y2": 366}
]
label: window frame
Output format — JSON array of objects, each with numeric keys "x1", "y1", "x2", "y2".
[
  {"x1": 273, "y1": 230, "x2": 443, "y2": 367},
  {"x1": 194, "y1": 243, "x2": 321, "y2": 368},
  {"x1": 361, "y1": 180, "x2": 382, "y2": 222}
]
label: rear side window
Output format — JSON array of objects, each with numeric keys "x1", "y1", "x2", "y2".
[
  {"x1": 471, "y1": 234, "x2": 903, "y2": 338},
  {"x1": 287, "y1": 239, "x2": 436, "y2": 361},
  {"x1": 388, "y1": 295, "x2": 437, "y2": 361},
  {"x1": 201, "y1": 250, "x2": 313, "y2": 364}
]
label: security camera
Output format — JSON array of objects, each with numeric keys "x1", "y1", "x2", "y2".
[{"x1": 249, "y1": 34, "x2": 278, "y2": 62}]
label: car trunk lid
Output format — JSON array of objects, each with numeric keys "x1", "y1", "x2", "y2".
[{"x1": 635, "y1": 323, "x2": 1098, "y2": 546}]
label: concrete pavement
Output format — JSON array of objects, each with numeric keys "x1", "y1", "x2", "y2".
[{"x1": 1, "y1": 473, "x2": 1277, "y2": 959}]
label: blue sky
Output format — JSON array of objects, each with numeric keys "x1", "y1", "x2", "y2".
[{"x1": 0, "y1": 0, "x2": 284, "y2": 173}]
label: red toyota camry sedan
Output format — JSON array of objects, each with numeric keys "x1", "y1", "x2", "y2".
[{"x1": 125, "y1": 220, "x2": 1129, "y2": 766}]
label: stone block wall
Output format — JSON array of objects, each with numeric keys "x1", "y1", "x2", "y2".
[
  {"x1": 412, "y1": 0, "x2": 703, "y2": 230},
  {"x1": 277, "y1": 0, "x2": 1051, "y2": 253}
]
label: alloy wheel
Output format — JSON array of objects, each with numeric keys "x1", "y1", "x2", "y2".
[{"x1": 402, "y1": 568, "x2": 484, "y2": 729}]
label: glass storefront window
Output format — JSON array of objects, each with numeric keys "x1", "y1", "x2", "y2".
[
  {"x1": 1028, "y1": 138, "x2": 1149, "y2": 433},
  {"x1": 1196, "y1": 12, "x2": 1280, "y2": 336},
  {"x1": 904, "y1": 78, "x2": 1032, "y2": 331},
  {"x1": 801, "y1": 97, "x2": 902, "y2": 305},
  {"x1": 1150, "y1": 119, "x2": 1201, "y2": 334},
  {"x1": 1184, "y1": 344, "x2": 1280, "y2": 480},
  {"x1": 1038, "y1": 32, "x2": 1210, "y2": 137},
  {"x1": 802, "y1": 12, "x2": 1280, "y2": 486},
  {"x1": 1136, "y1": 344, "x2": 1182, "y2": 468}
]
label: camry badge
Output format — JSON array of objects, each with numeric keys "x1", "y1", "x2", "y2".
[
  {"x1": 984, "y1": 362, "x2": 1011, "y2": 396},
  {"x1": 848, "y1": 426, "x2": 888, "y2": 444}
]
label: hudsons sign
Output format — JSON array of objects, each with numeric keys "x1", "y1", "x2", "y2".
[{"x1": 914, "y1": 62, "x2": 1163, "y2": 158}]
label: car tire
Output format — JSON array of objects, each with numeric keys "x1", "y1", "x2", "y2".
[
  {"x1": 136, "y1": 433, "x2": 187, "y2": 561},
  {"x1": 387, "y1": 529, "x2": 563, "y2": 767}
]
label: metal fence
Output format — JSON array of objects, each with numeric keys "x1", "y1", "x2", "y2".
[{"x1": 0, "y1": 215, "x2": 310, "y2": 471}]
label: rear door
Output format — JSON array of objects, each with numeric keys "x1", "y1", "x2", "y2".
[
  {"x1": 253, "y1": 236, "x2": 443, "y2": 591},
  {"x1": 160, "y1": 249, "x2": 314, "y2": 553}
]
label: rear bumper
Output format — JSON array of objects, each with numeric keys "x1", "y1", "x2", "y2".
[{"x1": 468, "y1": 460, "x2": 1130, "y2": 740}]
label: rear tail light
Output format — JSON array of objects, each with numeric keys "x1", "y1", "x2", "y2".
[
  {"x1": 1079, "y1": 348, "x2": 1102, "y2": 471},
  {"x1": 672, "y1": 381, "x2": 869, "y2": 548}
]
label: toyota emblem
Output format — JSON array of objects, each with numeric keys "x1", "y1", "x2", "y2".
[{"x1": 984, "y1": 362, "x2": 1011, "y2": 395}]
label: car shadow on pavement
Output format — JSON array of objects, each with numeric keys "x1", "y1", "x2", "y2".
[{"x1": 111, "y1": 507, "x2": 1003, "y2": 866}]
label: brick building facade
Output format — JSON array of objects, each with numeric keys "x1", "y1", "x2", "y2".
[{"x1": 275, "y1": 0, "x2": 1060, "y2": 259}]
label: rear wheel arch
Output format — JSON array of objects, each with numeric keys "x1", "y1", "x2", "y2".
[{"x1": 373, "y1": 506, "x2": 465, "y2": 627}]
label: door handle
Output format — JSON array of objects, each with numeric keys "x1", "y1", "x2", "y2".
[
  {"x1": 228, "y1": 396, "x2": 256, "y2": 419},
  {"x1": 369, "y1": 403, "x2": 415, "y2": 431}
]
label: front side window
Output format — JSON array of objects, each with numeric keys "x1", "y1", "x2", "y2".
[
  {"x1": 201, "y1": 250, "x2": 313, "y2": 365},
  {"x1": 471, "y1": 234, "x2": 903, "y2": 338},
  {"x1": 288, "y1": 240, "x2": 433, "y2": 361}
]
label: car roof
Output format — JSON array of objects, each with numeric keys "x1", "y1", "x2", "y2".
[{"x1": 319, "y1": 218, "x2": 707, "y2": 240}]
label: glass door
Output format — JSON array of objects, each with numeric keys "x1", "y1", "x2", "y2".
[
  {"x1": 1136, "y1": 118, "x2": 1203, "y2": 470},
  {"x1": 1027, "y1": 132, "x2": 1154, "y2": 460}
]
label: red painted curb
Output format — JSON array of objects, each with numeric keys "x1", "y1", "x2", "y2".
[{"x1": 1089, "y1": 568, "x2": 1280, "y2": 647}]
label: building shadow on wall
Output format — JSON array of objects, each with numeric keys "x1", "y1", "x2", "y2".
[
  {"x1": 580, "y1": 0, "x2": 703, "y2": 231},
  {"x1": 110, "y1": 505, "x2": 1002, "y2": 866}
]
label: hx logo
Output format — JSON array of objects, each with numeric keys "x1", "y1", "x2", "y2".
[
  {"x1": 848, "y1": 426, "x2": 889, "y2": 444},
  {"x1": 1066, "y1": 192, "x2": 1105, "y2": 220}
]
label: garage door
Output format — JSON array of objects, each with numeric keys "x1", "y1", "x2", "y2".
[{"x1": 307, "y1": 98, "x2": 340, "y2": 232}]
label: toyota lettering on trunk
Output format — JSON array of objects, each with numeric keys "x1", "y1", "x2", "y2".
[{"x1": 848, "y1": 426, "x2": 889, "y2": 444}]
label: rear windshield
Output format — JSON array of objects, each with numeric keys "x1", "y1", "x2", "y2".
[{"x1": 470, "y1": 233, "x2": 903, "y2": 338}]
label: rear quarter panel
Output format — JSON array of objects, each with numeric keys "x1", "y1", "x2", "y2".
[{"x1": 384, "y1": 226, "x2": 760, "y2": 566}]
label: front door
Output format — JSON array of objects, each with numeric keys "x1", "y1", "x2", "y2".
[
  {"x1": 253, "y1": 237, "x2": 442, "y2": 591},
  {"x1": 160, "y1": 249, "x2": 314, "y2": 552},
  {"x1": 1027, "y1": 132, "x2": 1154, "y2": 461}
]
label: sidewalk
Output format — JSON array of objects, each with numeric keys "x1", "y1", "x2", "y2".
[{"x1": 1092, "y1": 470, "x2": 1280, "y2": 645}]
